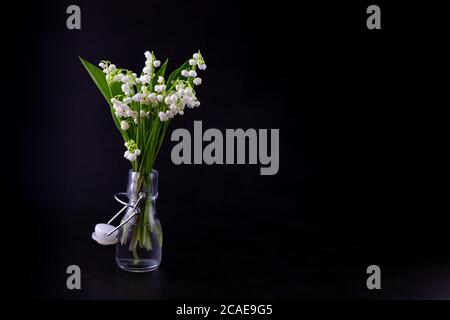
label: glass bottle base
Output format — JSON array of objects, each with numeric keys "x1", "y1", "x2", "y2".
[{"x1": 116, "y1": 258, "x2": 160, "y2": 273}]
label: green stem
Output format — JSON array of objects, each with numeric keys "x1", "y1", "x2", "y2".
[{"x1": 132, "y1": 247, "x2": 139, "y2": 263}]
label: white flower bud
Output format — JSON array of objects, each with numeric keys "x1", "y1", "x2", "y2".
[
  {"x1": 155, "y1": 84, "x2": 165, "y2": 93},
  {"x1": 193, "y1": 77, "x2": 202, "y2": 86},
  {"x1": 121, "y1": 83, "x2": 131, "y2": 95},
  {"x1": 99, "y1": 62, "x2": 106, "y2": 69},
  {"x1": 113, "y1": 74, "x2": 122, "y2": 82},
  {"x1": 158, "y1": 111, "x2": 167, "y2": 122},
  {"x1": 189, "y1": 59, "x2": 196, "y2": 66},
  {"x1": 157, "y1": 94, "x2": 164, "y2": 102},
  {"x1": 120, "y1": 120, "x2": 129, "y2": 130},
  {"x1": 108, "y1": 64, "x2": 116, "y2": 72},
  {"x1": 133, "y1": 93, "x2": 143, "y2": 102},
  {"x1": 183, "y1": 96, "x2": 192, "y2": 106},
  {"x1": 143, "y1": 66, "x2": 151, "y2": 74},
  {"x1": 139, "y1": 75, "x2": 150, "y2": 84},
  {"x1": 153, "y1": 60, "x2": 161, "y2": 68},
  {"x1": 134, "y1": 149, "x2": 141, "y2": 156},
  {"x1": 144, "y1": 51, "x2": 152, "y2": 60},
  {"x1": 181, "y1": 70, "x2": 189, "y2": 77},
  {"x1": 158, "y1": 76, "x2": 164, "y2": 84},
  {"x1": 193, "y1": 53, "x2": 199, "y2": 59},
  {"x1": 123, "y1": 97, "x2": 132, "y2": 104},
  {"x1": 188, "y1": 70, "x2": 197, "y2": 77},
  {"x1": 198, "y1": 63, "x2": 207, "y2": 70}
]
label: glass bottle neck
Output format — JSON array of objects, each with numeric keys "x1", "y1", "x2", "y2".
[{"x1": 126, "y1": 169, "x2": 158, "y2": 201}]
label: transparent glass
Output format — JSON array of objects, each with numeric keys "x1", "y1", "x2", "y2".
[{"x1": 115, "y1": 170, "x2": 162, "y2": 272}]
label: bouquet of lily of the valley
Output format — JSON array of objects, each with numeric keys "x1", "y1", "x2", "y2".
[{"x1": 80, "y1": 51, "x2": 206, "y2": 271}]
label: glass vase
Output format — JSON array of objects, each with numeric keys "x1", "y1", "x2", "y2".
[{"x1": 115, "y1": 169, "x2": 162, "y2": 272}]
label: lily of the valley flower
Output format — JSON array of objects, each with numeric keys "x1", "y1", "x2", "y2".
[
  {"x1": 120, "y1": 120, "x2": 129, "y2": 131},
  {"x1": 98, "y1": 50, "x2": 206, "y2": 162},
  {"x1": 124, "y1": 140, "x2": 141, "y2": 162},
  {"x1": 193, "y1": 77, "x2": 202, "y2": 86}
]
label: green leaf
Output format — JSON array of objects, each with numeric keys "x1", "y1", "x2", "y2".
[
  {"x1": 79, "y1": 56, "x2": 126, "y2": 140},
  {"x1": 109, "y1": 81, "x2": 123, "y2": 99},
  {"x1": 151, "y1": 59, "x2": 168, "y2": 91},
  {"x1": 79, "y1": 56, "x2": 112, "y2": 106},
  {"x1": 166, "y1": 60, "x2": 189, "y2": 90},
  {"x1": 157, "y1": 58, "x2": 169, "y2": 79}
]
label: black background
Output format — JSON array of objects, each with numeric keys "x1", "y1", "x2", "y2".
[{"x1": 2, "y1": 0, "x2": 450, "y2": 299}]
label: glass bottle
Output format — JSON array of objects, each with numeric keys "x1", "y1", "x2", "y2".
[{"x1": 115, "y1": 170, "x2": 162, "y2": 272}]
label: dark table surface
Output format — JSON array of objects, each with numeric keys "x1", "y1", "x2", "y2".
[{"x1": 14, "y1": 213, "x2": 450, "y2": 300}]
